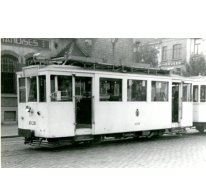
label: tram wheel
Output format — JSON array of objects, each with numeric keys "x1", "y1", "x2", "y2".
[
  {"x1": 196, "y1": 126, "x2": 204, "y2": 133},
  {"x1": 91, "y1": 135, "x2": 102, "y2": 145}
]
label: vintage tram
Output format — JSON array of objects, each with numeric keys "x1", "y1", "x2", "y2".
[
  {"x1": 17, "y1": 57, "x2": 195, "y2": 147},
  {"x1": 191, "y1": 76, "x2": 206, "y2": 133}
]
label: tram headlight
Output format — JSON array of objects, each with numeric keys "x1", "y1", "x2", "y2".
[{"x1": 26, "y1": 106, "x2": 33, "y2": 113}]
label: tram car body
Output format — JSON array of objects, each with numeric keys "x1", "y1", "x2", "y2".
[
  {"x1": 17, "y1": 59, "x2": 194, "y2": 146},
  {"x1": 191, "y1": 76, "x2": 206, "y2": 132}
]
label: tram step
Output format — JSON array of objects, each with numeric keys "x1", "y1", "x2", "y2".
[
  {"x1": 28, "y1": 139, "x2": 73, "y2": 148},
  {"x1": 74, "y1": 135, "x2": 94, "y2": 141},
  {"x1": 165, "y1": 128, "x2": 186, "y2": 134}
]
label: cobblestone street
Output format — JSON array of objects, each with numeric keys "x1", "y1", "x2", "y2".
[{"x1": 1, "y1": 131, "x2": 206, "y2": 168}]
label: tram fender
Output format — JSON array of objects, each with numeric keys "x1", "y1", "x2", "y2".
[{"x1": 18, "y1": 128, "x2": 35, "y2": 137}]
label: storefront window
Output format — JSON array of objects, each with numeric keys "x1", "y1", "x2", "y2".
[
  {"x1": 50, "y1": 75, "x2": 72, "y2": 102},
  {"x1": 183, "y1": 83, "x2": 192, "y2": 102},
  {"x1": 39, "y1": 75, "x2": 46, "y2": 102},
  {"x1": 1, "y1": 55, "x2": 18, "y2": 94},
  {"x1": 200, "y1": 85, "x2": 206, "y2": 102},
  {"x1": 28, "y1": 77, "x2": 37, "y2": 102},
  {"x1": 100, "y1": 78, "x2": 122, "y2": 101},
  {"x1": 151, "y1": 81, "x2": 168, "y2": 101},
  {"x1": 127, "y1": 80, "x2": 147, "y2": 101},
  {"x1": 193, "y1": 85, "x2": 198, "y2": 102},
  {"x1": 19, "y1": 78, "x2": 26, "y2": 103}
]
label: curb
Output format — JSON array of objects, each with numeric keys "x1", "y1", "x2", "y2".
[{"x1": 1, "y1": 135, "x2": 19, "y2": 138}]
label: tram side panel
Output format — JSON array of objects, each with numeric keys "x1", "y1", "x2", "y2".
[
  {"x1": 94, "y1": 102, "x2": 171, "y2": 134},
  {"x1": 94, "y1": 75, "x2": 172, "y2": 134},
  {"x1": 48, "y1": 102, "x2": 75, "y2": 137},
  {"x1": 18, "y1": 103, "x2": 50, "y2": 137},
  {"x1": 193, "y1": 103, "x2": 206, "y2": 122},
  {"x1": 198, "y1": 104, "x2": 206, "y2": 122},
  {"x1": 181, "y1": 102, "x2": 193, "y2": 127},
  {"x1": 193, "y1": 104, "x2": 199, "y2": 122}
]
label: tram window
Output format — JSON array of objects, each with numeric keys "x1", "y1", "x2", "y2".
[
  {"x1": 200, "y1": 85, "x2": 206, "y2": 102},
  {"x1": 183, "y1": 83, "x2": 192, "y2": 102},
  {"x1": 19, "y1": 78, "x2": 26, "y2": 103},
  {"x1": 193, "y1": 85, "x2": 198, "y2": 102},
  {"x1": 39, "y1": 76, "x2": 46, "y2": 102},
  {"x1": 28, "y1": 77, "x2": 37, "y2": 102},
  {"x1": 151, "y1": 81, "x2": 168, "y2": 102},
  {"x1": 100, "y1": 78, "x2": 122, "y2": 101},
  {"x1": 127, "y1": 80, "x2": 147, "y2": 101},
  {"x1": 75, "y1": 77, "x2": 92, "y2": 97},
  {"x1": 50, "y1": 75, "x2": 72, "y2": 102}
]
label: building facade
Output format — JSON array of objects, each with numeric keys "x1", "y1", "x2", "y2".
[{"x1": 159, "y1": 38, "x2": 206, "y2": 74}]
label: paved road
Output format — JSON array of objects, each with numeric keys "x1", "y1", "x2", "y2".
[{"x1": 1, "y1": 132, "x2": 206, "y2": 168}]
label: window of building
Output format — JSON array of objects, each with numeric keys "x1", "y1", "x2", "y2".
[
  {"x1": 200, "y1": 85, "x2": 206, "y2": 102},
  {"x1": 100, "y1": 78, "x2": 122, "y2": 101},
  {"x1": 4, "y1": 111, "x2": 16, "y2": 122},
  {"x1": 39, "y1": 75, "x2": 46, "y2": 102},
  {"x1": 173, "y1": 44, "x2": 182, "y2": 59},
  {"x1": 50, "y1": 75, "x2": 72, "y2": 102},
  {"x1": 28, "y1": 77, "x2": 37, "y2": 102},
  {"x1": 1, "y1": 55, "x2": 19, "y2": 94},
  {"x1": 19, "y1": 78, "x2": 26, "y2": 103},
  {"x1": 162, "y1": 46, "x2": 167, "y2": 60},
  {"x1": 194, "y1": 39, "x2": 201, "y2": 54},
  {"x1": 183, "y1": 83, "x2": 192, "y2": 102},
  {"x1": 127, "y1": 80, "x2": 147, "y2": 101},
  {"x1": 151, "y1": 81, "x2": 168, "y2": 101},
  {"x1": 193, "y1": 85, "x2": 198, "y2": 102}
]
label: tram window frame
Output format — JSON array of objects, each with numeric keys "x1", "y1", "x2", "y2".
[
  {"x1": 19, "y1": 77, "x2": 26, "y2": 103},
  {"x1": 193, "y1": 85, "x2": 198, "y2": 102},
  {"x1": 183, "y1": 83, "x2": 192, "y2": 102},
  {"x1": 127, "y1": 79, "x2": 147, "y2": 101},
  {"x1": 151, "y1": 81, "x2": 168, "y2": 102},
  {"x1": 99, "y1": 78, "x2": 122, "y2": 102},
  {"x1": 200, "y1": 85, "x2": 206, "y2": 102},
  {"x1": 39, "y1": 75, "x2": 46, "y2": 102},
  {"x1": 28, "y1": 77, "x2": 37, "y2": 102},
  {"x1": 50, "y1": 75, "x2": 72, "y2": 102}
]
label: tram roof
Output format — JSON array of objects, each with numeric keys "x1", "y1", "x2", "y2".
[
  {"x1": 24, "y1": 56, "x2": 172, "y2": 76},
  {"x1": 189, "y1": 75, "x2": 206, "y2": 79}
]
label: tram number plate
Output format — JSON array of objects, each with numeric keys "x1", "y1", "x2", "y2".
[
  {"x1": 135, "y1": 122, "x2": 140, "y2": 125},
  {"x1": 29, "y1": 121, "x2": 36, "y2": 125}
]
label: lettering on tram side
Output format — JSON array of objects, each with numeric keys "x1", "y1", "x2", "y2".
[{"x1": 1, "y1": 38, "x2": 50, "y2": 49}]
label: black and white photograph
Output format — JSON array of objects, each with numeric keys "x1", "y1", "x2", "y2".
[{"x1": 1, "y1": 1, "x2": 206, "y2": 177}]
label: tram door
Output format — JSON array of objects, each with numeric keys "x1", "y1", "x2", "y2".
[
  {"x1": 172, "y1": 83, "x2": 181, "y2": 123},
  {"x1": 75, "y1": 77, "x2": 92, "y2": 130}
]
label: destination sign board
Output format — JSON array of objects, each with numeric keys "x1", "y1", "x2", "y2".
[{"x1": 1, "y1": 38, "x2": 50, "y2": 49}]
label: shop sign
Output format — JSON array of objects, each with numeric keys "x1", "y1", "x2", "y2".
[
  {"x1": 161, "y1": 61, "x2": 185, "y2": 66},
  {"x1": 1, "y1": 38, "x2": 50, "y2": 49}
]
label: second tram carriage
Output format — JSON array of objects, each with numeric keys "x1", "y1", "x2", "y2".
[
  {"x1": 191, "y1": 76, "x2": 206, "y2": 133},
  {"x1": 17, "y1": 58, "x2": 201, "y2": 147}
]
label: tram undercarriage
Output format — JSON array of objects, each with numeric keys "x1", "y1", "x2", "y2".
[
  {"x1": 22, "y1": 128, "x2": 186, "y2": 148},
  {"x1": 193, "y1": 122, "x2": 206, "y2": 133}
]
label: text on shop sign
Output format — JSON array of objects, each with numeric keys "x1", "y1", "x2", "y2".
[{"x1": 1, "y1": 38, "x2": 50, "y2": 49}]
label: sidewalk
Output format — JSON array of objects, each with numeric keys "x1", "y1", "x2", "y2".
[{"x1": 1, "y1": 123, "x2": 18, "y2": 138}]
